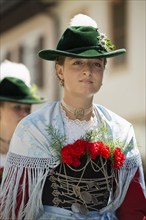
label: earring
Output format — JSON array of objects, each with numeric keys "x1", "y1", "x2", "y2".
[{"x1": 60, "y1": 79, "x2": 64, "y2": 87}]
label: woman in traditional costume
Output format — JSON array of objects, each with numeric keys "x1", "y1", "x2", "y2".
[{"x1": 0, "y1": 14, "x2": 145, "y2": 220}]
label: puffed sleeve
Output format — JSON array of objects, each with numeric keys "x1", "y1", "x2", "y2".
[{"x1": 117, "y1": 169, "x2": 146, "y2": 220}]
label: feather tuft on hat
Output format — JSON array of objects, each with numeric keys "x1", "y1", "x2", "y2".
[
  {"x1": 0, "y1": 60, "x2": 31, "y2": 87},
  {"x1": 69, "y1": 14, "x2": 97, "y2": 28}
]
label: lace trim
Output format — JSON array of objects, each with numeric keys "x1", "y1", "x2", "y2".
[
  {"x1": 7, "y1": 152, "x2": 58, "y2": 169},
  {"x1": 61, "y1": 106, "x2": 98, "y2": 143},
  {"x1": 122, "y1": 152, "x2": 142, "y2": 170}
]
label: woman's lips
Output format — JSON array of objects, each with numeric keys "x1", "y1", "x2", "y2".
[{"x1": 80, "y1": 79, "x2": 93, "y2": 84}]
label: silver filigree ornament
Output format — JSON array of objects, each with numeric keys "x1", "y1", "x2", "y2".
[
  {"x1": 71, "y1": 203, "x2": 80, "y2": 213},
  {"x1": 79, "y1": 204, "x2": 89, "y2": 214},
  {"x1": 71, "y1": 203, "x2": 89, "y2": 215},
  {"x1": 80, "y1": 191, "x2": 92, "y2": 203},
  {"x1": 74, "y1": 108, "x2": 85, "y2": 119}
]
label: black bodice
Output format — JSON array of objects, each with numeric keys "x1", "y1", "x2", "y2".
[{"x1": 42, "y1": 156, "x2": 115, "y2": 213}]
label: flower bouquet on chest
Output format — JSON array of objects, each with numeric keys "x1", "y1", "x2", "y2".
[{"x1": 46, "y1": 121, "x2": 126, "y2": 170}]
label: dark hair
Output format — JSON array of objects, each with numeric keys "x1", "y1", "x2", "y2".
[
  {"x1": 0, "y1": 101, "x2": 5, "y2": 106},
  {"x1": 56, "y1": 56, "x2": 66, "y2": 65}
]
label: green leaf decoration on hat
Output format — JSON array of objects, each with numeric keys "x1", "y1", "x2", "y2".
[
  {"x1": 30, "y1": 84, "x2": 37, "y2": 94},
  {"x1": 30, "y1": 84, "x2": 40, "y2": 100},
  {"x1": 97, "y1": 33, "x2": 116, "y2": 52}
]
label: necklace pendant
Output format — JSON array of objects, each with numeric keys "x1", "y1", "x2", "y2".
[
  {"x1": 61, "y1": 100, "x2": 93, "y2": 119},
  {"x1": 74, "y1": 108, "x2": 84, "y2": 119}
]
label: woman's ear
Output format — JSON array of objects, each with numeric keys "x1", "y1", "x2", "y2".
[{"x1": 55, "y1": 64, "x2": 64, "y2": 80}]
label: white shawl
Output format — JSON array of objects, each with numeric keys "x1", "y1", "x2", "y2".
[{"x1": 0, "y1": 102, "x2": 145, "y2": 220}]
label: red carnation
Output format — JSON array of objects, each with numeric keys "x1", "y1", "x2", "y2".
[
  {"x1": 87, "y1": 142, "x2": 100, "y2": 159},
  {"x1": 99, "y1": 142, "x2": 110, "y2": 159},
  {"x1": 73, "y1": 139, "x2": 87, "y2": 156},
  {"x1": 113, "y1": 147, "x2": 126, "y2": 169},
  {"x1": 60, "y1": 139, "x2": 125, "y2": 169},
  {"x1": 61, "y1": 144, "x2": 74, "y2": 165},
  {"x1": 60, "y1": 140, "x2": 87, "y2": 166}
]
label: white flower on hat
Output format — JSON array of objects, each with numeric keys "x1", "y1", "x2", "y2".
[
  {"x1": 70, "y1": 14, "x2": 98, "y2": 28},
  {"x1": 0, "y1": 60, "x2": 31, "y2": 87},
  {"x1": 97, "y1": 34, "x2": 116, "y2": 52}
]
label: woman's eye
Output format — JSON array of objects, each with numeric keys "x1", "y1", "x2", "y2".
[
  {"x1": 94, "y1": 62, "x2": 104, "y2": 70},
  {"x1": 73, "y1": 61, "x2": 82, "y2": 65},
  {"x1": 13, "y1": 106, "x2": 21, "y2": 111},
  {"x1": 94, "y1": 62, "x2": 101, "y2": 67}
]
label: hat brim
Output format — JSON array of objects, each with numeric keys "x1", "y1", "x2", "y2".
[
  {"x1": 0, "y1": 96, "x2": 46, "y2": 104},
  {"x1": 38, "y1": 48, "x2": 126, "y2": 61}
]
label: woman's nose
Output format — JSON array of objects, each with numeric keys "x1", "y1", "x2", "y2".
[{"x1": 83, "y1": 64, "x2": 93, "y2": 76}]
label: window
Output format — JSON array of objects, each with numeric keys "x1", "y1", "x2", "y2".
[
  {"x1": 18, "y1": 45, "x2": 24, "y2": 63},
  {"x1": 3, "y1": 51, "x2": 12, "y2": 61},
  {"x1": 111, "y1": 0, "x2": 127, "y2": 64},
  {"x1": 17, "y1": 36, "x2": 45, "y2": 88},
  {"x1": 33, "y1": 36, "x2": 44, "y2": 88}
]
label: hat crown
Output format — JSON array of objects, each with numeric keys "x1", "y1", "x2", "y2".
[
  {"x1": 0, "y1": 77, "x2": 45, "y2": 104},
  {"x1": 0, "y1": 77, "x2": 31, "y2": 98},
  {"x1": 57, "y1": 26, "x2": 100, "y2": 51}
]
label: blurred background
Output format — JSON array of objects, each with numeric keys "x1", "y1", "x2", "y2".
[{"x1": 0, "y1": 0, "x2": 145, "y2": 176}]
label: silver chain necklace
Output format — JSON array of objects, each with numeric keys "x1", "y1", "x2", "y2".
[{"x1": 61, "y1": 99, "x2": 93, "y2": 119}]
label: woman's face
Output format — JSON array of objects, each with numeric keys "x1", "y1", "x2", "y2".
[
  {"x1": 0, "y1": 102, "x2": 31, "y2": 131},
  {"x1": 56, "y1": 57, "x2": 105, "y2": 99}
]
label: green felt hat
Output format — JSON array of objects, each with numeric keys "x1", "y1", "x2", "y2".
[
  {"x1": 38, "y1": 26, "x2": 126, "y2": 61},
  {"x1": 0, "y1": 77, "x2": 46, "y2": 104}
]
